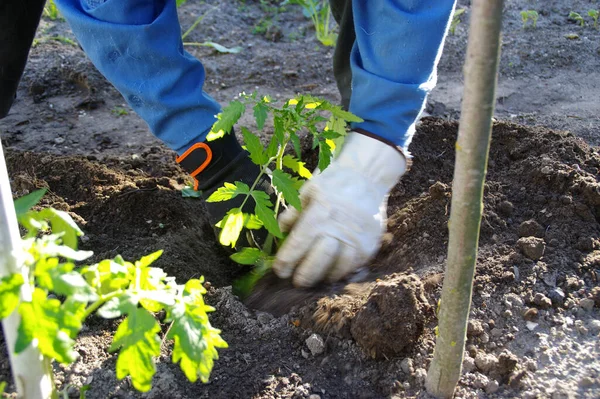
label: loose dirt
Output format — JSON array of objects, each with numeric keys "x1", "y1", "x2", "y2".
[{"x1": 1, "y1": 0, "x2": 599, "y2": 398}]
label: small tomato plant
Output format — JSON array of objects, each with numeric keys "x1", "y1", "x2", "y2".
[
  {"x1": 0, "y1": 190, "x2": 227, "y2": 396},
  {"x1": 569, "y1": 11, "x2": 585, "y2": 27},
  {"x1": 201, "y1": 93, "x2": 361, "y2": 294},
  {"x1": 520, "y1": 10, "x2": 539, "y2": 28},
  {"x1": 588, "y1": 9, "x2": 599, "y2": 29}
]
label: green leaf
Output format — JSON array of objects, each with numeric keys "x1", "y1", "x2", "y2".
[
  {"x1": 81, "y1": 259, "x2": 129, "y2": 296},
  {"x1": 290, "y1": 132, "x2": 302, "y2": 159},
  {"x1": 320, "y1": 103, "x2": 363, "y2": 123},
  {"x1": 232, "y1": 257, "x2": 274, "y2": 298},
  {"x1": 32, "y1": 236, "x2": 93, "y2": 261},
  {"x1": 58, "y1": 298, "x2": 87, "y2": 339},
  {"x1": 318, "y1": 140, "x2": 333, "y2": 171},
  {"x1": 35, "y1": 259, "x2": 97, "y2": 303},
  {"x1": 283, "y1": 155, "x2": 312, "y2": 179},
  {"x1": 273, "y1": 116, "x2": 285, "y2": 145},
  {"x1": 230, "y1": 248, "x2": 263, "y2": 265},
  {"x1": 14, "y1": 189, "x2": 46, "y2": 217},
  {"x1": 266, "y1": 136, "x2": 279, "y2": 158},
  {"x1": 167, "y1": 280, "x2": 227, "y2": 383},
  {"x1": 272, "y1": 170, "x2": 302, "y2": 210},
  {"x1": 252, "y1": 193, "x2": 282, "y2": 238},
  {"x1": 207, "y1": 101, "x2": 245, "y2": 141},
  {"x1": 136, "y1": 252, "x2": 170, "y2": 312},
  {"x1": 0, "y1": 274, "x2": 24, "y2": 319},
  {"x1": 206, "y1": 181, "x2": 250, "y2": 203},
  {"x1": 37, "y1": 208, "x2": 83, "y2": 249},
  {"x1": 0, "y1": 381, "x2": 6, "y2": 395},
  {"x1": 182, "y1": 186, "x2": 202, "y2": 198},
  {"x1": 217, "y1": 208, "x2": 244, "y2": 247},
  {"x1": 109, "y1": 307, "x2": 161, "y2": 392},
  {"x1": 15, "y1": 288, "x2": 79, "y2": 364},
  {"x1": 97, "y1": 294, "x2": 138, "y2": 319},
  {"x1": 253, "y1": 102, "x2": 269, "y2": 130},
  {"x1": 242, "y1": 127, "x2": 268, "y2": 166},
  {"x1": 176, "y1": 0, "x2": 187, "y2": 6}
]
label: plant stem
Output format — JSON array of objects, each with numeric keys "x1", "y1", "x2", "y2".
[
  {"x1": 181, "y1": 6, "x2": 216, "y2": 40},
  {"x1": 425, "y1": 1, "x2": 504, "y2": 398},
  {"x1": 82, "y1": 290, "x2": 124, "y2": 320}
]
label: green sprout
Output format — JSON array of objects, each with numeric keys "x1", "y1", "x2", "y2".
[
  {"x1": 520, "y1": 10, "x2": 539, "y2": 28},
  {"x1": 449, "y1": 9, "x2": 466, "y2": 35},
  {"x1": 111, "y1": 106, "x2": 129, "y2": 116},
  {"x1": 43, "y1": 0, "x2": 61, "y2": 20},
  {"x1": 284, "y1": 0, "x2": 338, "y2": 46},
  {"x1": 569, "y1": 11, "x2": 585, "y2": 27},
  {"x1": 588, "y1": 9, "x2": 599, "y2": 29}
]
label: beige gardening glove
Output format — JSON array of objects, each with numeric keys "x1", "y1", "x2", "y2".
[{"x1": 273, "y1": 131, "x2": 408, "y2": 287}]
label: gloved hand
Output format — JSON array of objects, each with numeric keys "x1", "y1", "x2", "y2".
[{"x1": 273, "y1": 131, "x2": 408, "y2": 287}]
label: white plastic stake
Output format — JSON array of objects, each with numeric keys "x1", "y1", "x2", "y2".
[{"x1": 0, "y1": 139, "x2": 53, "y2": 398}]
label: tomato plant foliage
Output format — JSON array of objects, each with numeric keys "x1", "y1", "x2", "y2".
[
  {"x1": 200, "y1": 93, "x2": 362, "y2": 295},
  {"x1": 0, "y1": 190, "x2": 227, "y2": 393}
]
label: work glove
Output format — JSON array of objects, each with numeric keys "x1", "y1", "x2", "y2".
[
  {"x1": 177, "y1": 131, "x2": 273, "y2": 249},
  {"x1": 273, "y1": 131, "x2": 408, "y2": 287}
]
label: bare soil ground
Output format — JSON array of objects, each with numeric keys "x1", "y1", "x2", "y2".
[{"x1": 1, "y1": 1, "x2": 599, "y2": 398}]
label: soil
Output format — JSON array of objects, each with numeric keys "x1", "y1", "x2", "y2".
[{"x1": 1, "y1": 0, "x2": 600, "y2": 398}]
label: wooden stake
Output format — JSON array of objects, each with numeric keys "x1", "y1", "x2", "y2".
[{"x1": 425, "y1": 0, "x2": 504, "y2": 397}]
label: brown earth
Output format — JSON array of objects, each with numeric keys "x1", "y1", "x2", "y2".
[{"x1": 1, "y1": 0, "x2": 600, "y2": 398}]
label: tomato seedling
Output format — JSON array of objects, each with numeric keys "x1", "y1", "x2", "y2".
[
  {"x1": 569, "y1": 11, "x2": 585, "y2": 27},
  {"x1": 520, "y1": 10, "x2": 539, "y2": 28},
  {"x1": 588, "y1": 9, "x2": 599, "y2": 29},
  {"x1": 198, "y1": 93, "x2": 361, "y2": 295},
  {"x1": 0, "y1": 190, "x2": 227, "y2": 395}
]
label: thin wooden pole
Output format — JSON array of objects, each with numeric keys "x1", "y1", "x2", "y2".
[
  {"x1": 0, "y1": 138, "x2": 53, "y2": 398},
  {"x1": 425, "y1": 0, "x2": 504, "y2": 397}
]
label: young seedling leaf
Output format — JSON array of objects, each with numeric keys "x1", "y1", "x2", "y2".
[
  {"x1": 272, "y1": 169, "x2": 302, "y2": 210},
  {"x1": 266, "y1": 136, "x2": 280, "y2": 158},
  {"x1": 35, "y1": 259, "x2": 98, "y2": 303},
  {"x1": 13, "y1": 189, "x2": 46, "y2": 217},
  {"x1": 167, "y1": 279, "x2": 228, "y2": 383},
  {"x1": 319, "y1": 103, "x2": 363, "y2": 123},
  {"x1": 290, "y1": 132, "x2": 302, "y2": 159},
  {"x1": 242, "y1": 127, "x2": 268, "y2": 165},
  {"x1": 136, "y1": 250, "x2": 163, "y2": 269},
  {"x1": 217, "y1": 208, "x2": 245, "y2": 247},
  {"x1": 253, "y1": 101, "x2": 269, "y2": 130},
  {"x1": 37, "y1": 208, "x2": 84, "y2": 250},
  {"x1": 252, "y1": 192, "x2": 283, "y2": 238},
  {"x1": 109, "y1": 307, "x2": 161, "y2": 392},
  {"x1": 230, "y1": 247, "x2": 264, "y2": 265},
  {"x1": 15, "y1": 288, "x2": 79, "y2": 364},
  {"x1": 206, "y1": 181, "x2": 250, "y2": 202},
  {"x1": 207, "y1": 101, "x2": 245, "y2": 141},
  {"x1": 0, "y1": 274, "x2": 24, "y2": 319},
  {"x1": 318, "y1": 140, "x2": 333, "y2": 171},
  {"x1": 81, "y1": 259, "x2": 129, "y2": 295},
  {"x1": 97, "y1": 294, "x2": 138, "y2": 319},
  {"x1": 283, "y1": 155, "x2": 312, "y2": 178}
]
